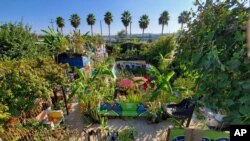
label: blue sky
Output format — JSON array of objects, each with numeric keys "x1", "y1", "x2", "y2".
[{"x1": 0, "y1": 0, "x2": 195, "y2": 35}]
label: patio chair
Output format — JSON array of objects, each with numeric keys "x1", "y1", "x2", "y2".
[{"x1": 164, "y1": 98, "x2": 196, "y2": 127}]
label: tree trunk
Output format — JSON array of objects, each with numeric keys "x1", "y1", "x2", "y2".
[
  {"x1": 91, "y1": 25, "x2": 93, "y2": 36},
  {"x1": 108, "y1": 25, "x2": 111, "y2": 44},
  {"x1": 142, "y1": 29, "x2": 144, "y2": 41},
  {"x1": 125, "y1": 26, "x2": 128, "y2": 38},
  {"x1": 61, "y1": 27, "x2": 63, "y2": 35},
  {"x1": 161, "y1": 24, "x2": 164, "y2": 35},
  {"x1": 181, "y1": 23, "x2": 183, "y2": 30},
  {"x1": 130, "y1": 22, "x2": 132, "y2": 38}
]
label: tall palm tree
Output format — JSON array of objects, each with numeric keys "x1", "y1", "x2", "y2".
[
  {"x1": 121, "y1": 10, "x2": 132, "y2": 37},
  {"x1": 178, "y1": 11, "x2": 190, "y2": 30},
  {"x1": 139, "y1": 14, "x2": 150, "y2": 39},
  {"x1": 56, "y1": 16, "x2": 65, "y2": 34},
  {"x1": 70, "y1": 13, "x2": 81, "y2": 31},
  {"x1": 159, "y1": 11, "x2": 169, "y2": 35},
  {"x1": 86, "y1": 13, "x2": 96, "y2": 36},
  {"x1": 104, "y1": 11, "x2": 113, "y2": 43}
]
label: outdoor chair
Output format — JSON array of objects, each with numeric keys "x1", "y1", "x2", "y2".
[{"x1": 164, "y1": 98, "x2": 196, "y2": 127}]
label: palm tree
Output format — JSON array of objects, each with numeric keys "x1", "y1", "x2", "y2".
[
  {"x1": 121, "y1": 10, "x2": 132, "y2": 37},
  {"x1": 56, "y1": 16, "x2": 65, "y2": 34},
  {"x1": 178, "y1": 11, "x2": 190, "y2": 30},
  {"x1": 70, "y1": 14, "x2": 81, "y2": 31},
  {"x1": 104, "y1": 11, "x2": 113, "y2": 43},
  {"x1": 159, "y1": 11, "x2": 169, "y2": 35},
  {"x1": 139, "y1": 14, "x2": 150, "y2": 39},
  {"x1": 86, "y1": 13, "x2": 96, "y2": 36}
]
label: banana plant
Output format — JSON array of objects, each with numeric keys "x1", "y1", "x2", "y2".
[{"x1": 148, "y1": 66, "x2": 175, "y2": 101}]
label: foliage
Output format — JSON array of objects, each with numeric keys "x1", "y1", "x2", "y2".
[
  {"x1": 70, "y1": 13, "x2": 81, "y2": 30},
  {"x1": 86, "y1": 13, "x2": 96, "y2": 36},
  {"x1": 42, "y1": 27, "x2": 69, "y2": 55},
  {"x1": 56, "y1": 16, "x2": 65, "y2": 33},
  {"x1": 0, "y1": 104, "x2": 10, "y2": 132},
  {"x1": 159, "y1": 10, "x2": 170, "y2": 34},
  {"x1": 118, "y1": 126, "x2": 137, "y2": 141},
  {"x1": 71, "y1": 59, "x2": 114, "y2": 115},
  {"x1": 121, "y1": 10, "x2": 132, "y2": 35},
  {"x1": 0, "y1": 22, "x2": 38, "y2": 59},
  {"x1": 178, "y1": 11, "x2": 191, "y2": 29},
  {"x1": 104, "y1": 12, "x2": 113, "y2": 25},
  {"x1": 138, "y1": 14, "x2": 150, "y2": 35},
  {"x1": 148, "y1": 66, "x2": 175, "y2": 102},
  {"x1": 0, "y1": 57, "x2": 67, "y2": 116},
  {"x1": 141, "y1": 35, "x2": 176, "y2": 70},
  {"x1": 172, "y1": 0, "x2": 250, "y2": 123}
]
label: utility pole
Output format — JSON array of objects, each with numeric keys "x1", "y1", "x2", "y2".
[
  {"x1": 50, "y1": 19, "x2": 54, "y2": 30},
  {"x1": 100, "y1": 20, "x2": 103, "y2": 37}
]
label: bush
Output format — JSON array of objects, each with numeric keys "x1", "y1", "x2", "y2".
[
  {"x1": 140, "y1": 35, "x2": 176, "y2": 69},
  {"x1": 0, "y1": 57, "x2": 67, "y2": 116},
  {"x1": 0, "y1": 22, "x2": 38, "y2": 59}
]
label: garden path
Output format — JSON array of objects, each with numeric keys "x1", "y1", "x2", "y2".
[{"x1": 64, "y1": 101, "x2": 175, "y2": 140}]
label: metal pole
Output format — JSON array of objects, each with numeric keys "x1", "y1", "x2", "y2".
[
  {"x1": 61, "y1": 86, "x2": 69, "y2": 115},
  {"x1": 50, "y1": 19, "x2": 54, "y2": 30}
]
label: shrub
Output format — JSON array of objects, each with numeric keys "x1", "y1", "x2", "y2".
[{"x1": 0, "y1": 22, "x2": 37, "y2": 59}]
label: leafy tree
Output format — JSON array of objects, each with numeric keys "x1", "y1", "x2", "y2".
[
  {"x1": 56, "y1": 16, "x2": 65, "y2": 34},
  {"x1": 121, "y1": 11, "x2": 132, "y2": 36},
  {"x1": 159, "y1": 11, "x2": 170, "y2": 35},
  {"x1": 0, "y1": 57, "x2": 67, "y2": 116},
  {"x1": 178, "y1": 11, "x2": 190, "y2": 29},
  {"x1": 86, "y1": 13, "x2": 96, "y2": 36},
  {"x1": 139, "y1": 14, "x2": 150, "y2": 39},
  {"x1": 0, "y1": 22, "x2": 37, "y2": 59},
  {"x1": 70, "y1": 13, "x2": 81, "y2": 31},
  {"x1": 173, "y1": 1, "x2": 249, "y2": 123},
  {"x1": 104, "y1": 11, "x2": 113, "y2": 43}
]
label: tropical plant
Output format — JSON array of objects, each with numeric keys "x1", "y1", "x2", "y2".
[
  {"x1": 121, "y1": 10, "x2": 132, "y2": 36},
  {"x1": 159, "y1": 10, "x2": 170, "y2": 35},
  {"x1": 148, "y1": 66, "x2": 175, "y2": 102},
  {"x1": 178, "y1": 11, "x2": 190, "y2": 29},
  {"x1": 138, "y1": 14, "x2": 149, "y2": 39},
  {"x1": 71, "y1": 59, "x2": 114, "y2": 117},
  {"x1": 104, "y1": 11, "x2": 113, "y2": 43},
  {"x1": 70, "y1": 13, "x2": 81, "y2": 31},
  {"x1": 42, "y1": 27, "x2": 68, "y2": 56},
  {"x1": 172, "y1": 0, "x2": 249, "y2": 123},
  {"x1": 86, "y1": 13, "x2": 96, "y2": 36},
  {"x1": 56, "y1": 16, "x2": 65, "y2": 34}
]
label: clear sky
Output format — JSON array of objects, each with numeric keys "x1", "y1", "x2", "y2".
[{"x1": 0, "y1": 0, "x2": 195, "y2": 35}]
